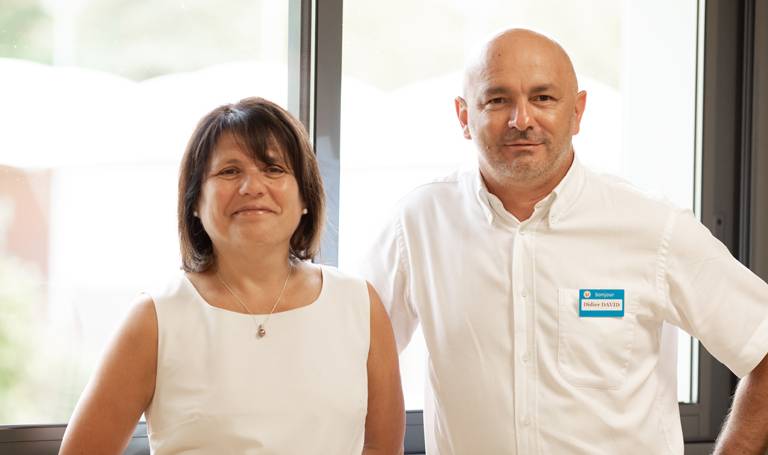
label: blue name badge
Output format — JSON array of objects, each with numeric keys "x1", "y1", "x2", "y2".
[{"x1": 579, "y1": 289, "x2": 625, "y2": 318}]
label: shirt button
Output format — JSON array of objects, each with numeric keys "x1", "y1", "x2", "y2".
[
  {"x1": 521, "y1": 415, "x2": 531, "y2": 426},
  {"x1": 521, "y1": 353, "x2": 529, "y2": 363},
  {"x1": 521, "y1": 289, "x2": 528, "y2": 298}
]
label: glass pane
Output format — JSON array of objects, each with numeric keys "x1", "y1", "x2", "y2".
[
  {"x1": 0, "y1": 0, "x2": 290, "y2": 424},
  {"x1": 339, "y1": 0, "x2": 700, "y2": 410}
]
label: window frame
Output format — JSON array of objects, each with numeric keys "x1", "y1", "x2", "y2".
[
  {"x1": 683, "y1": 0, "x2": 768, "y2": 447},
  {"x1": 680, "y1": 0, "x2": 744, "y2": 445}
]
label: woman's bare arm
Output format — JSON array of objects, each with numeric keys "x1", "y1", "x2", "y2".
[
  {"x1": 363, "y1": 283, "x2": 405, "y2": 455},
  {"x1": 59, "y1": 294, "x2": 158, "y2": 455}
]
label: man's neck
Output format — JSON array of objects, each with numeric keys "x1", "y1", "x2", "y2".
[
  {"x1": 489, "y1": 181, "x2": 552, "y2": 221},
  {"x1": 482, "y1": 153, "x2": 573, "y2": 222}
]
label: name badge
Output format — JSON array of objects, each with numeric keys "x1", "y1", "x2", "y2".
[{"x1": 579, "y1": 289, "x2": 625, "y2": 318}]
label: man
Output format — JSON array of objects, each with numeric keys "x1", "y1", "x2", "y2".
[{"x1": 360, "y1": 29, "x2": 768, "y2": 454}]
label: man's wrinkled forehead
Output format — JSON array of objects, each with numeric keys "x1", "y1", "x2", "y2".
[{"x1": 462, "y1": 29, "x2": 578, "y2": 98}]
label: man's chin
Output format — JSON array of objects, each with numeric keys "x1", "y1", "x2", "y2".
[
  {"x1": 496, "y1": 156, "x2": 543, "y2": 178},
  {"x1": 510, "y1": 170, "x2": 545, "y2": 183},
  {"x1": 496, "y1": 163, "x2": 545, "y2": 183}
]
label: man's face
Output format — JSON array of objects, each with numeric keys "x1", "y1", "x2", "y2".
[{"x1": 456, "y1": 34, "x2": 586, "y2": 188}]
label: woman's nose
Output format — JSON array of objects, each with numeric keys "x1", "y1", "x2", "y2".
[{"x1": 239, "y1": 170, "x2": 267, "y2": 195}]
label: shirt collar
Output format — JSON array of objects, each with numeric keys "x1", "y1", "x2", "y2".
[
  {"x1": 472, "y1": 170, "x2": 497, "y2": 225},
  {"x1": 548, "y1": 154, "x2": 585, "y2": 225},
  {"x1": 471, "y1": 154, "x2": 586, "y2": 227}
]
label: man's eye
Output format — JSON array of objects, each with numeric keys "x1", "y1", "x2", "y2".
[
  {"x1": 533, "y1": 95, "x2": 554, "y2": 102},
  {"x1": 487, "y1": 97, "x2": 506, "y2": 104}
]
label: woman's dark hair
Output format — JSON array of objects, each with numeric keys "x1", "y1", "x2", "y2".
[{"x1": 178, "y1": 97, "x2": 325, "y2": 272}]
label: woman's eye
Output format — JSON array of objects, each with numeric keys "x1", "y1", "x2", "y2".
[
  {"x1": 217, "y1": 167, "x2": 240, "y2": 177},
  {"x1": 264, "y1": 165, "x2": 287, "y2": 176}
]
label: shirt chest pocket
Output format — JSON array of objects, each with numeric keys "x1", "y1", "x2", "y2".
[{"x1": 557, "y1": 288, "x2": 636, "y2": 389}]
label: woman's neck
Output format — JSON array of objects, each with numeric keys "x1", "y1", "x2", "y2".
[{"x1": 212, "y1": 244, "x2": 293, "y2": 288}]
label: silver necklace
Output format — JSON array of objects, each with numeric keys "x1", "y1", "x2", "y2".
[{"x1": 216, "y1": 264, "x2": 293, "y2": 339}]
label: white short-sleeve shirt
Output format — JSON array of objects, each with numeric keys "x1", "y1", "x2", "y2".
[{"x1": 359, "y1": 157, "x2": 768, "y2": 454}]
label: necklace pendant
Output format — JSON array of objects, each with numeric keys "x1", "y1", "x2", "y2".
[{"x1": 257, "y1": 324, "x2": 266, "y2": 338}]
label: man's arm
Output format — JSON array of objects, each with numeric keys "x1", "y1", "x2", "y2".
[
  {"x1": 356, "y1": 216, "x2": 419, "y2": 353},
  {"x1": 714, "y1": 353, "x2": 768, "y2": 455}
]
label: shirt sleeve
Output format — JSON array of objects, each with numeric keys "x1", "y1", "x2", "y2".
[
  {"x1": 355, "y1": 215, "x2": 420, "y2": 353},
  {"x1": 661, "y1": 209, "x2": 768, "y2": 378}
]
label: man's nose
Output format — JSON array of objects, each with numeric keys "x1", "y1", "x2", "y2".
[{"x1": 508, "y1": 101, "x2": 532, "y2": 131}]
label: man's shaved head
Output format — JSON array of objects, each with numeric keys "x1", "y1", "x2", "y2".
[
  {"x1": 454, "y1": 28, "x2": 586, "y2": 200},
  {"x1": 463, "y1": 28, "x2": 579, "y2": 100}
]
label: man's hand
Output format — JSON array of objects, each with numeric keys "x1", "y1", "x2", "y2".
[{"x1": 714, "y1": 353, "x2": 768, "y2": 454}]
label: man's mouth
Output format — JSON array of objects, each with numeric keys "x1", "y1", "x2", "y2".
[{"x1": 502, "y1": 142, "x2": 543, "y2": 148}]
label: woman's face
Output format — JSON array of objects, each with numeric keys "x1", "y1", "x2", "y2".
[{"x1": 196, "y1": 132, "x2": 304, "y2": 255}]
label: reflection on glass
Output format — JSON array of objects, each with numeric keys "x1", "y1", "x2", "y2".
[
  {"x1": 0, "y1": 0, "x2": 288, "y2": 424},
  {"x1": 339, "y1": 0, "x2": 699, "y2": 410}
]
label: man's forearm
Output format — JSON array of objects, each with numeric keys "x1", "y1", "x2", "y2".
[{"x1": 714, "y1": 354, "x2": 768, "y2": 454}]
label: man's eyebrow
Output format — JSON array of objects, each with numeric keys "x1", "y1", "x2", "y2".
[
  {"x1": 530, "y1": 84, "x2": 557, "y2": 94},
  {"x1": 479, "y1": 86, "x2": 511, "y2": 98},
  {"x1": 479, "y1": 84, "x2": 559, "y2": 98}
]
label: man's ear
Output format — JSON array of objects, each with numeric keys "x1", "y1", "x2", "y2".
[
  {"x1": 570, "y1": 90, "x2": 587, "y2": 135},
  {"x1": 454, "y1": 96, "x2": 472, "y2": 140}
]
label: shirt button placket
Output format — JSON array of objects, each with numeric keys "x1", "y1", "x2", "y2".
[{"x1": 512, "y1": 227, "x2": 529, "y2": 454}]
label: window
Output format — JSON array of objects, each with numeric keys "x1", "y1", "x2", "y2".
[
  {"x1": 2, "y1": 1, "x2": 765, "y2": 453},
  {"x1": 0, "y1": 0, "x2": 291, "y2": 425},
  {"x1": 338, "y1": 0, "x2": 700, "y2": 411}
]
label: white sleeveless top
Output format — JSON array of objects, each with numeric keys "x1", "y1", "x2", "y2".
[{"x1": 144, "y1": 265, "x2": 370, "y2": 454}]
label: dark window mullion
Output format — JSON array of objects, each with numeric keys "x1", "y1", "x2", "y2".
[{"x1": 313, "y1": 0, "x2": 342, "y2": 266}]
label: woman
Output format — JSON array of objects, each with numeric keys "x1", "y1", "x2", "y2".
[{"x1": 60, "y1": 97, "x2": 404, "y2": 454}]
